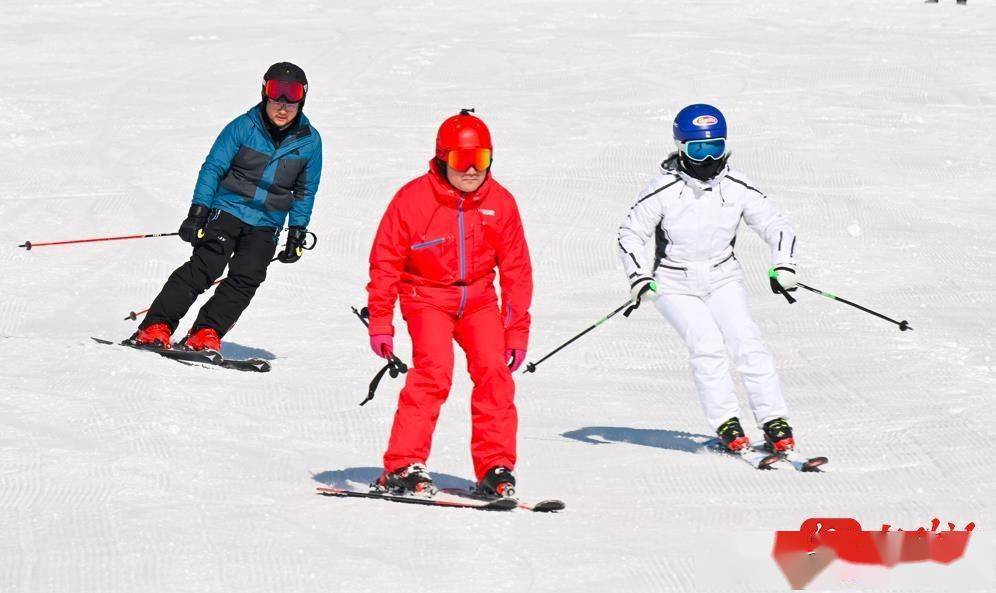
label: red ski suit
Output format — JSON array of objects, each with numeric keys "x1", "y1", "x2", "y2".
[{"x1": 366, "y1": 161, "x2": 532, "y2": 480}]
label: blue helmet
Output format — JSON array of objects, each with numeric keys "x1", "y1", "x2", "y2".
[{"x1": 673, "y1": 104, "x2": 727, "y2": 142}]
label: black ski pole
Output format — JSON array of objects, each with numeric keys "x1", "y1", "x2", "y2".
[
  {"x1": 797, "y1": 282, "x2": 913, "y2": 331},
  {"x1": 524, "y1": 299, "x2": 632, "y2": 374},
  {"x1": 351, "y1": 306, "x2": 408, "y2": 405}
]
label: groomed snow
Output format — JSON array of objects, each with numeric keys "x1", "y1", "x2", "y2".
[{"x1": 1, "y1": 1, "x2": 993, "y2": 591}]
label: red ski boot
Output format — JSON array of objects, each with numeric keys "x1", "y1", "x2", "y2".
[
  {"x1": 373, "y1": 463, "x2": 437, "y2": 496},
  {"x1": 716, "y1": 417, "x2": 751, "y2": 453},
  {"x1": 184, "y1": 327, "x2": 221, "y2": 352},
  {"x1": 762, "y1": 418, "x2": 796, "y2": 452},
  {"x1": 134, "y1": 323, "x2": 172, "y2": 349}
]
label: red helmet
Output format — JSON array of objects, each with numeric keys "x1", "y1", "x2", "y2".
[{"x1": 435, "y1": 109, "x2": 492, "y2": 160}]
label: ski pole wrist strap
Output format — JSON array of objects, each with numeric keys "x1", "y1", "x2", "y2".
[{"x1": 769, "y1": 268, "x2": 797, "y2": 304}]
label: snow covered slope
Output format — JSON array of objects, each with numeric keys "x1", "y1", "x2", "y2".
[{"x1": 1, "y1": 1, "x2": 993, "y2": 591}]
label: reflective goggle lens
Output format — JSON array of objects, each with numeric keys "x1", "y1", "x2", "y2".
[
  {"x1": 682, "y1": 138, "x2": 727, "y2": 161},
  {"x1": 264, "y1": 79, "x2": 306, "y2": 103},
  {"x1": 445, "y1": 148, "x2": 492, "y2": 172}
]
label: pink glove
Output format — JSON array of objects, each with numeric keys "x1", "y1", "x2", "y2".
[
  {"x1": 505, "y1": 348, "x2": 526, "y2": 372},
  {"x1": 370, "y1": 334, "x2": 394, "y2": 359}
]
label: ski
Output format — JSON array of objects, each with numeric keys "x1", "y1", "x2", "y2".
[
  {"x1": 91, "y1": 337, "x2": 271, "y2": 372},
  {"x1": 315, "y1": 486, "x2": 518, "y2": 511},
  {"x1": 776, "y1": 449, "x2": 829, "y2": 472},
  {"x1": 440, "y1": 488, "x2": 566, "y2": 513},
  {"x1": 706, "y1": 439, "x2": 782, "y2": 470}
]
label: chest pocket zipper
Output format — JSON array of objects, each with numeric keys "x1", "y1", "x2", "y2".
[{"x1": 412, "y1": 237, "x2": 444, "y2": 250}]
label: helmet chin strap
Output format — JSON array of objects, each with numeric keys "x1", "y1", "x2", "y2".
[{"x1": 679, "y1": 152, "x2": 728, "y2": 182}]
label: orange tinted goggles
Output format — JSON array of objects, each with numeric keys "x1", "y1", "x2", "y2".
[{"x1": 445, "y1": 148, "x2": 492, "y2": 172}]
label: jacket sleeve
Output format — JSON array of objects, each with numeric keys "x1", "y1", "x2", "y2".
[
  {"x1": 192, "y1": 117, "x2": 243, "y2": 208},
  {"x1": 365, "y1": 195, "x2": 408, "y2": 336},
  {"x1": 289, "y1": 130, "x2": 322, "y2": 228},
  {"x1": 617, "y1": 180, "x2": 667, "y2": 282},
  {"x1": 496, "y1": 198, "x2": 533, "y2": 350},
  {"x1": 741, "y1": 186, "x2": 798, "y2": 267}
]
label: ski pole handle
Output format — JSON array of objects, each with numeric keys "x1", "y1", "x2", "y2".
[{"x1": 19, "y1": 232, "x2": 180, "y2": 250}]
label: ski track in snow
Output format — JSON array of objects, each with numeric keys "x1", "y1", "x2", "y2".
[{"x1": 1, "y1": 1, "x2": 995, "y2": 592}]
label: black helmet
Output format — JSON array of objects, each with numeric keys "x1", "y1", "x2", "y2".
[{"x1": 261, "y1": 62, "x2": 308, "y2": 106}]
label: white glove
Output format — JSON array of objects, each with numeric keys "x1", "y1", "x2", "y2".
[
  {"x1": 632, "y1": 277, "x2": 659, "y2": 302},
  {"x1": 768, "y1": 266, "x2": 797, "y2": 293},
  {"x1": 624, "y1": 277, "x2": 659, "y2": 317}
]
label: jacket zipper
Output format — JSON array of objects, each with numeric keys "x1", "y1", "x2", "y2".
[{"x1": 456, "y1": 194, "x2": 467, "y2": 318}]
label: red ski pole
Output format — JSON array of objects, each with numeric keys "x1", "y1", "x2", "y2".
[{"x1": 19, "y1": 232, "x2": 179, "y2": 250}]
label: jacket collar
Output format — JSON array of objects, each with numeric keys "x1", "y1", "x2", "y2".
[
  {"x1": 247, "y1": 103, "x2": 312, "y2": 140},
  {"x1": 426, "y1": 159, "x2": 492, "y2": 209},
  {"x1": 661, "y1": 151, "x2": 729, "y2": 191}
]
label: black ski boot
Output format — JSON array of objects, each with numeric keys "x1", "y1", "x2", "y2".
[
  {"x1": 762, "y1": 418, "x2": 795, "y2": 453},
  {"x1": 716, "y1": 417, "x2": 750, "y2": 452},
  {"x1": 373, "y1": 463, "x2": 437, "y2": 496},
  {"x1": 477, "y1": 466, "x2": 516, "y2": 498}
]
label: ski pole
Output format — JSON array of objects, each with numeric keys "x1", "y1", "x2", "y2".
[
  {"x1": 351, "y1": 306, "x2": 408, "y2": 405},
  {"x1": 124, "y1": 256, "x2": 286, "y2": 321},
  {"x1": 523, "y1": 299, "x2": 632, "y2": 374},
  {"x1": 21, "y1": 228, "x2": 317, "y2": 251},
  {"x1": 18, "y1": 232, "x2": 179, "y2": 250},
  {"x1": 797, "y1": 282, "x2": 912, "y2": 331}
]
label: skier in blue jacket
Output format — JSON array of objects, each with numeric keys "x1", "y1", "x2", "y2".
[{"x1": 132, "y1": 62, "x2": 322, "y2": 352}]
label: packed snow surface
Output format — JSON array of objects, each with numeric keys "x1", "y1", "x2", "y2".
[{"x1": 1, "y1": 1, "x2": 993, "y2": 592}]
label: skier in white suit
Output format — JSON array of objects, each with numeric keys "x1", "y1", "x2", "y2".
[{"x1": 617, "y1": 104, "x2": 799, "y2": 455}]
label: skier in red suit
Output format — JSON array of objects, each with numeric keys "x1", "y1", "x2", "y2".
[{"x1": 366, "y1": 109, "x2": 532, "y2": 498}]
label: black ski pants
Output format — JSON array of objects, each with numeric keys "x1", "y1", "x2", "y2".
[{"x1": 141, "y1": 210, "x2": 278, "y2": 337}]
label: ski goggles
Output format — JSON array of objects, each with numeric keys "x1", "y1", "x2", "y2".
[
  {"x1": 264, "y1": 79, "x2": 306, "y2": 103},
  {"x1": 443, "y1": 148, "x2": 492, "y2": 172},
  {"x1": 680, "y1": 138, "x2": 727, "y2": 161}
]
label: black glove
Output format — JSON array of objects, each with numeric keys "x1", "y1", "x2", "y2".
[
  {"x1": 278, "y1": 227, "x2": 307, "y2": 263},
  {"x1": 178, "y1": 205, "x2": 210, "y2": 244}
]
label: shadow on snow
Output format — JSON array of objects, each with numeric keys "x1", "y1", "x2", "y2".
[
  {"x1": 312, "y1": 467, "x2": 476, "y2": 490},
  {"x1": 221, "y1": 342, "x2": 276, "y2": 360},
  {"x1": 560, "y1": 426, "x2": 715, "y2": 454}
]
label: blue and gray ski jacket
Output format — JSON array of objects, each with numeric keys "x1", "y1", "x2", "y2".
[{"x1": 191, "y1": 104, "x2": 322, "y2": 229}]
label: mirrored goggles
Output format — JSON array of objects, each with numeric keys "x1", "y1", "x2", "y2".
[
  {"x1": 264, "y1": 79, "x2": 306, "y2": 103},
  {"x1": 445, "y1": 148, "x2": 492, "y2": 172},
  {"x1": 680, "y1": 138, "x2": 727, "y2": 162}
]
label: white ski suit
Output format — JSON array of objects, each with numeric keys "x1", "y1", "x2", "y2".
[{"x1": 617, "y1": 156, "x2": 796, "y2": 431}]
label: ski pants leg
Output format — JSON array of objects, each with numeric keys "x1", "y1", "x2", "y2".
[
  {"x1": 454, "y1": 304, "x2": 517, "y2": 481},
  {"x1": 655, "y1": 280, "x2": 789, "y2": 431},
  {"x1": 383, "y1": 305, "x2": 456, "y2": 473},
  {"x1": 141, "y1": 211, "x2": 240, "y2": 332},
  {"x1": 192, "y1": 223, "x2": 277, "y2": 336},
  {"x1": 655, "y1": 293, "x2": 739, "y2": 431},
  {"x1": 705, "y1": 281, "x2": 788, "y2": 427}
]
